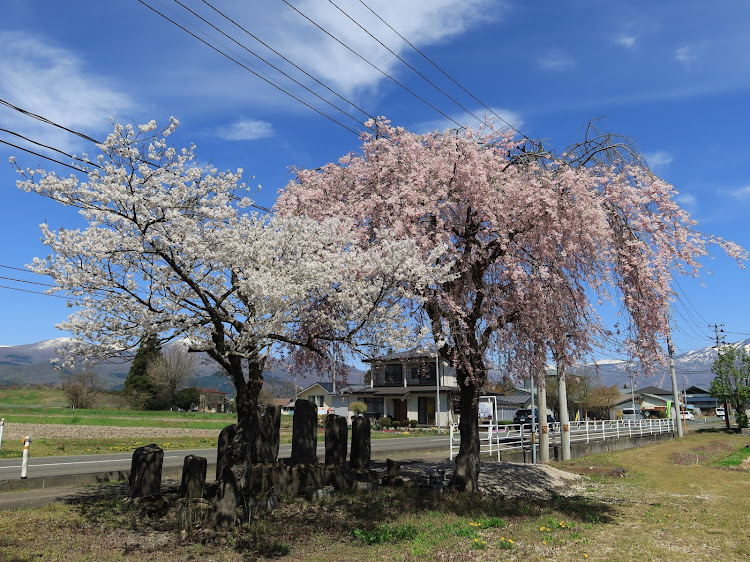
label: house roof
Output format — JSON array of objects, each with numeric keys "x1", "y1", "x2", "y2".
[
  {"x1": 196, "y1": 388, "x2": 226, "y2": 395},
  {"x1": 363, "y1": 349, "x2": 437, "y2": 363},
  {"x1": 634, "y1": 385, "x2": 672, "y2": 396}
]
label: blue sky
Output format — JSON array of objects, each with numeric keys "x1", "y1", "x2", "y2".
[{"x1": 1, "y1": 0, "x2": 749, "y2": 362}]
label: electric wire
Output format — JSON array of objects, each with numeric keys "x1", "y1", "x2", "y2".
[
  {"x1": 1, "y1": 128, "x2": 100, "y2": 169},
  {"x1": 0, "y1": 139, "x2": 87, "y2": 172},
  {"x1": 137, "y1": 0, "x2": 361, "y2": 136},
  {"x1": 1, "y1": 102, "x2": 274, "y2": 214},
  {"x1": 279, "y1": 0, "x2": 465, "y2": 129},
  {"x1": 326, "y1": 0, "x2": 484, "y2": 126},
  {"x1": 356, "y1": 0, "x2": 530, "y2": 140},
  {"x1": 0, "y1": 284, "x2": 71, "y2": 299},
  {"x1": 199, "y1": 0, "x2": 374, "y2": 122},
  {"x1": 169, "y1": 0, "x2": 366, "y2": 128}
]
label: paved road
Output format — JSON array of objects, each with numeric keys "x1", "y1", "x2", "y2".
[{"x1": 0, "y1": 436, "x2": 450, "y2": 480}]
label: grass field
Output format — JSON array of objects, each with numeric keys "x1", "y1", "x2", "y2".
[{"x1": 0, "y1": 429, "x2": 748, "y2": 560}]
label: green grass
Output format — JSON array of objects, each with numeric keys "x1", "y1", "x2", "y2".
[{"x1": 713, "y1": 445, "x2": 750, "y2": 467}]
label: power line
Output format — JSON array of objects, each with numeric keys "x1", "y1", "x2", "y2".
[
  {"x1": 356, "y1": 0, "x2": 530, "y2": 140},
  {"x1": 280, "y1": 0, "x2": 465, "y2": 129},
  {"x1": 1, "y1": 128, "x2": 100, "y2": 169},
  {"x1": 0, "y1": 98, "x2": 101, "y2": 145},
  {"x1": 326, "y1": 0, "x2": 484, "y2": 126},
  {"x1": 168, "y1": 0, "x2": 366, "y2": 128},
  {"x1": 199, "y1": 0, "x2": 374, "y2": 122},
  {"x1": 0, "y1": 284, "x2": 70, "y2": 299},
  {"x1": 137, "y1": 0, "x2": 361, "y2": 136},
  {"x1": 0, "y1": 138, "x2": 87, "y2": 172},
  {"x1": 1, "y1": 101, "x2": 274, "y2": 214}
]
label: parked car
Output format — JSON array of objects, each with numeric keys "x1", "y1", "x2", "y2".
[
  {"x1": 715, "y1": 406, "x2": 725, "y2": 418},
  {"x1": 621, "y1": 407, "x2": 644, "y2": 420},
  {"x1": 680, "y1": 411, "x2": 695, "y2": 421},
  {"x1": 513, "y1": 409, "x2": 555, "y2": 427}
]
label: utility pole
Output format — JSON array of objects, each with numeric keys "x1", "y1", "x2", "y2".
[
  {"x1": 666, "y1": 313, "x2": 683, "y2": 437},
  {"x1": 558, "y1": 358, "x2": 571, "y2": 461},
  {"x1": 712, "y1": 323, "x2": 731, "y2": 430}
]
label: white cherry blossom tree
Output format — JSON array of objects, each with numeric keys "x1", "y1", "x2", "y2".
[{"x1": 15, "y1": 118, "x2": 445, "y2": 522}]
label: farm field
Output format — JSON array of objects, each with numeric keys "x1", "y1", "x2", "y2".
[{"x1": 0, "y1": 388, "x2": 434, "y2": 457}]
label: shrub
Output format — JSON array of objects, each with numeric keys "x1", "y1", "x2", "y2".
[
  {"x1": 409, "y1": 419, "x2": 418, "y2": 428},
  {"x1": 392, "y1": 420, "x2": 401, "y2": 428},
  {"x1": 379, "y1": 417, "x2": 392, "y2": 429},
  {"x1": 349, "y1": 401, "x2": 368, "y2": 416}
]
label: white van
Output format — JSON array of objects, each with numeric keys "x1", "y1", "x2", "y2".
[{"x1": 621, "y1": 407, "x2": 644, "y2": 420}]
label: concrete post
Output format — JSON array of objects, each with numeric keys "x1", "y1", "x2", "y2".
[
  {"x1": 538, "y1": 379, "x2": 550, "y2": 463},
  {"x1": 20, "y1": 435, "x2": 31, "y2": 479},
  {"x1": 0, "y1": 418, "x2": 5, "y2": 449},
  {"x1": 559, "y1": 367, "x2": 571, "y2": 461}
]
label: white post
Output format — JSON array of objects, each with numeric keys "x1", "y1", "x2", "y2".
[
  {"x1": 435, "y1": 349, "x2": 441, "y2": 431},
  {"x1": 558, "y1": 364, "x2": 571, "y2": 460},
  {"x1": 0, "y1": 418, "x2": 4, "y2": 449},
  {"x1": 21, "y1": 435, "x2": 31, "y2": 479},
  {"x1": 538, "y1": 377, "x2": 549, "y2": 463}
]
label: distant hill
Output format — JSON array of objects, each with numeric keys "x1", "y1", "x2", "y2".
[{"x1": 0, "y1": 338, "x2": 363, "y2": 396}]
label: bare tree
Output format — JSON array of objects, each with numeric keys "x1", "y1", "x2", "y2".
[
  {"x1": 61, "y1": 371, "x2": 101, "y2": 409},
  {"x1": 146, "y1": 347, "x2": 196, "y2": 410}
]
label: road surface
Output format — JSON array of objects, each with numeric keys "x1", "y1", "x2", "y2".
[{"x1": 0, "y1": 435, "x2": 450, "y2": 480}]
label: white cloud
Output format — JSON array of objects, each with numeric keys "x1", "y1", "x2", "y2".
[
  {"x1": 0, "y1": 31, "x2": 134, "y2": 152},
  {"x1": 537, "y1": 50, "x2": 576, "y2": 72},
  {"x1": 675, "y1": 46, "x2": 696, "y2": 65},
  {"x1": 216, "y1": 118, "x2": 274, "y2": 141},
  {"x1": 230, "y1": 0, "x2": 501, "y2": 95},
  {"x1": 726, "y1": 185, "x2": 750, "y2": 200},
  {"x1": 415, "y1": 107, "x2": 524, "y2": 135},
  {"x1": 644, "y1": 150, "x2": 673, "y2": 169},
  {"x1": 675, "y1": 193, "x2": 697, "y2": 207},
  {"x1": 615, "y1": 35, "x2": 636, "y2": 48}
]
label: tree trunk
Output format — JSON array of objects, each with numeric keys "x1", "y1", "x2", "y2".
[
  {"x1": 213, "y1": 355, "x2": 265, "y2": 526},
  {"x1": 450, "y1": 367, "x2": 484, "y2": 493}
]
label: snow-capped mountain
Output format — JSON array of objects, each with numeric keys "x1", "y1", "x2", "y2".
[
  {"x1": 0, "y1": 338, "x2": 360, "y2": 394},
  {"x1": 575, "y1": 338, "x2": 750, "y2": 390}
]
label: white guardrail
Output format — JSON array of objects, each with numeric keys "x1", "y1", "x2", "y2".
[{"x1": 449, "y1": 418, "x2": 675, "y2": 460}]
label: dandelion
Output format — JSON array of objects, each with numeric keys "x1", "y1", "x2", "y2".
[
  {"x1": 543, "y1": 540, "x2": 547, "y2": 545},
  {"x1": 508, "y1": 539, "x2": 514, "y2": 544},
  {"x1": 584, "y1": 554, "x2": 589, "y2": 559}
]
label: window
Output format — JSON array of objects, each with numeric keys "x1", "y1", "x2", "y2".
[{"x1": 384, "y1": 364, "x2": 403, "y2": 385}]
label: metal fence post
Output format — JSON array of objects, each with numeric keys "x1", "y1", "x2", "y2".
[{"x1": 0, "y1": 418, "x2": 4, "y2": 449}]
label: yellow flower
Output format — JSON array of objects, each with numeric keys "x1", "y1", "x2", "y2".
[
  {"x1": 584, "y1": 554, "x2": 589, "y2": 559},
  {"x1": 500, "y1": 537, "x2": 505, "y2": 541},
  {"x1": 508, "y1": 539, "x2": 514, "y2": 544},
  {"x1": 540, "y1": 526, "x2": 545, "y2": 531}
]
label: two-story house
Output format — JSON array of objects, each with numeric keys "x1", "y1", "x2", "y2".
[
  {"x1": 356, "y1": 349, "x2": 458, "y2": 427},
  {"x1": 294, "y1": 349, "x2": 459, "y2": 427}
]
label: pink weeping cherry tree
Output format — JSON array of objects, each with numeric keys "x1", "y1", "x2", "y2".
[{"x1": 276, "y1": 118, "x2": 745, "y2": 492}]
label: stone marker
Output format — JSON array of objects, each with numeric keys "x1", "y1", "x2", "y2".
[
  {"x1": 325, "y1": 414, "x2": 348, "y2": 466},
  {"x1": 180, "y1": 454, "x2": 207, "y2": 498},
  {"x1": 253, "y1": 404, "x2": 281, "y2": 463},
  {"x1": 291, "y1": 399, "x2": 318, "y2": 465},
  {"x1": 349, "y1": 416, "x2": 371, "y2": 469},
  {"x1": 216, "y1": 424, "x2": 237, "y2": 481},
  {"x1": 381, "y1": 458, "x2": 404, "y2": 487},
  {"x1": 128, "y1": 443, "x2": 163, "y2": 498}
]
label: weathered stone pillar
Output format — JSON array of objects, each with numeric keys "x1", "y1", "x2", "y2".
[
  {"x1": 216, "y1": 423, "x2": 237, "y2": 481},
  {"x1": 325, "y1": 414, "x2": 348, "y2": 466},
  {"x1": 291, "y1": 399, "x2": 318, "y2": 464},
  {"x1": 180, "y1": 455, "x2": 207, "y2": 498},
  {"x1": 350, "y1": 416, "x2": 371, "y2": 469},
  {"x1": 253, "y1": 404, "x2": 281, "y2": 463},
  {"x1": 128, "y1": 443, "x2": 163, "y2": 498}
]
